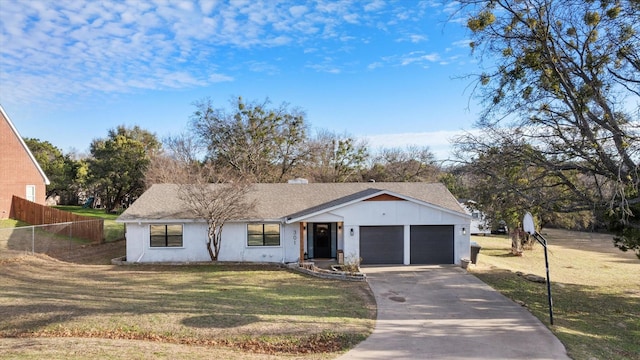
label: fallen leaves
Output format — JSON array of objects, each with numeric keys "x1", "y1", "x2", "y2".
[{"x1": 10, "y1": 327, "x2": 360, "y2": 354}]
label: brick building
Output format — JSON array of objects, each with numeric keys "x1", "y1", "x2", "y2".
[{"x1": 0, "y1": 104, "x2": 50, "y2": 219}]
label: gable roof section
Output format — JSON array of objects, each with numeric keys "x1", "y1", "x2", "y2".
[
  {"x1": 284, "y1": 188, "x2": 381, "y2": 222},
  {"x1": 117, "y1": 182, "x2": 467, "y2": 223},
  {"x1": 365, "y1": 193, "x2": 407, "y2": 201},
  {"x1": 0, "y1": 104, "x2": 50, "y2": 185},
  {"x1": 285, "y1": 188, "x2": 468, "y2": 223}
]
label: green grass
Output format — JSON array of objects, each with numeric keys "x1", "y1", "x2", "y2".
[
  {"x1": 0, "y1": 259, "x2": 375, "y2": 359},
  {"x1": 53, "y1": 206, "x2": 120, "y2": 220},
  {"x1": 53, "y1": 206, "x2": 124, "y2": 242},
  {"x1": 0, "y1": 219, "x2": 29, "y2": 228},
  {"x1": 470, "y1": 230, "x2": 640, "y2": 360}
]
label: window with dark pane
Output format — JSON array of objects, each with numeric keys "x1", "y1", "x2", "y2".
[
  {"x1": 150, "y1": 224, "x2": 183, "y2": 247},
  {"x1": 247, "y1": 223, "x2": 280, "y2": 246}
]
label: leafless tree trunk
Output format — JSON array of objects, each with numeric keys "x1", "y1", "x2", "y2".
[
  {"x1": 146, "y1": 134, "x2": 255, "y2": 261},
  {"x1": 178, "y1": 171, "x2": 254, "y2": 261}
]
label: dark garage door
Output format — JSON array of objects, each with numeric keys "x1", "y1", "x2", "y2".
[
  {"x1": 410, "y1": 225, "x2": 454, "y2": 264},
  {"x1": 360, "y1": 226, "x2": 404, "y2": 265}
]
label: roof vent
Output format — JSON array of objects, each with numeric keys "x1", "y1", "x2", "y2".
[{"x1": 288, "y1": 178, "x2": 309, "y2": 184}]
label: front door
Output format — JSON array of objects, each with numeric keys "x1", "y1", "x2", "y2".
[{"x1": 313, "y1": 223, "x2": 331, "y2": 258}]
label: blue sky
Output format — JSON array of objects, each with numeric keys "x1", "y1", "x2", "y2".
[{"x1": 0, "y1": 0, "x2": 481, "y2": 162}]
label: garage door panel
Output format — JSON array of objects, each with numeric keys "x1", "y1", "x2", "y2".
[
  {"x1": 410, "y1": 225, "x2": 454, "y2": 264},
  {"x1": 360, "y1": 226, "x2": 403, "y2": 264}
]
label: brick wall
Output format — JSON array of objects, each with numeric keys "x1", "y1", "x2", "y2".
[{"x1": 0, "y1": 110, "x2": 47, "y2": 219}]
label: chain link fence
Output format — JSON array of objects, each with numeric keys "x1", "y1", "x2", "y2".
[{"x1": 0, "y1": 220, "x2": 105, "y2": 261}]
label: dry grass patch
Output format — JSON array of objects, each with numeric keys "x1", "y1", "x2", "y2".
[
  {"x1": 470, "y1": 229, "x2": 640, "y2": 360},
  {"x1": 0, "y1": 337, "x2": 337, "y2": 360},
  {"x1": 0, "y1": 255, "x2": 375, "y2": 358}
]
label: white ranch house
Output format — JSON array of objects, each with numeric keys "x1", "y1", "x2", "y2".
[{"x1": 117, "y1": 182, "x2": 472, "y2": 265}]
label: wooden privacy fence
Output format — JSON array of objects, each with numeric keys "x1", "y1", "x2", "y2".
[{"x1": 11, "y1": 196, "x2": 104, "y2": 243}]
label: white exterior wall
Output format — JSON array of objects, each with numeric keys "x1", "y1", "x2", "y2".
[
  {"x1": 125, "y1": 221, "x2": 299, "y2": 263},
  {"x1": 124, "y1": 199, "x2": 470, "y2": 265},
  {"x1": 217, "y1": 222, "x2": 298, "y2": 263},
  {"x1": 125, "y1": 222, "x2": 210, "y2": 263},
  {"x1": 461, "y1": 204, "x2": 491, "y2": 235},
  {"x1": 328, "y1": 200, "x2": 470, "y2": 265}
]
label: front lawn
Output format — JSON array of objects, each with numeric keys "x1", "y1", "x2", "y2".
[
  {"x1": 469, "y1": 229, "x2": 640, "y2": 360},
  {"x1": 0, "y1": 257, "x2": 375, "y2": 359}
]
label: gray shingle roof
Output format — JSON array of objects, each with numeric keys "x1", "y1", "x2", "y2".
[
  {"x1": 117, "y1": 182, "x2": 466, "y2": 222},
  {"x1": 285, "y1": 188, "x2": 383, "y2": 221}
]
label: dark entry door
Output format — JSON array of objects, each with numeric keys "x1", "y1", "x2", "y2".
[{"x1": 313, "y1": 223, "x2": 331, "y2": 258}]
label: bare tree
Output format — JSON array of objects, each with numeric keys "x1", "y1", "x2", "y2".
[
  {"x1": 454, "y1": 128, "x2": 598, "y2": 253},
  {"x1": 365, "y1": 146, "x2": 441, "y2": 182},
  {"x1": 146, "y1": 133, "x2": 255, "y2": 261},
  {"x1": 190, "y1": 97, "x2": 309, "y2": 183},
  {"x1": 305, "y1": 130, "x2": 369, "y2": 182},
  {"x1": 145, "y1": 134, "x2": 202, "y2": 187},
  {"x1": 179, "y1": 167, "x2": 254, "y2": 261}
]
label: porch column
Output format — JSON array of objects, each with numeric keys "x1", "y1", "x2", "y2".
[
  {"x1": 404, "y1": 225, "x2": 411, "y2": 265},
  {"x1": 299, "y1": 222, "x2": 305, "y2": 263}
]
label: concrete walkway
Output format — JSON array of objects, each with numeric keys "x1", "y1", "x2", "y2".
[{"x1": 338, "y1": 266, "x2": 570, "y2": 360}]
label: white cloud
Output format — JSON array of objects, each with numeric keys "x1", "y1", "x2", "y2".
[
  {"x1": 442, "y1": 1, "x2": 461, "y2": 15},
  {"x1": 343, "y1": 13, "x2": 359, "y2": 24},
  {"x1": 397, "y1": 34, "x2": 428, "y2": 43},
  {"x1": 267, "y1": 35, "x2": 292, "y2": 46},
  {"x1": 157, "y1": 71, "x2": 207, "y2": 88},
  {"x1": 422, "y1": 53, "x2": 440, "y2": 61},
  {"x1": 364, "y1": 0, "x2": 386, "y2": 12},
  {"x1": 247, "y1": 61, "x2": 279, "y2": 75},
  {"x1": 0, "y1": 0, "x2": 467, "y2": 105},
  {"x1": 199, "y1": 0, "x2": 219, "y2": 15},
  {"x1": 289, "y1": 5, "x2": 308, "y2": 17},
  {"x1": 306, "y1": 63, "x2": 341, "y2": 74},
  {"x1": 397, "y1": 51, "x2": 439, "y2": 66},
  {"x1": 209, "y1": 73, "x2": 234, "y2": 82},
  {"x1": 452, "y1": 39, "x2": 472, "y2": 48},
  {"x1": 409, "y1": 34, "x2": 427, "y2": 43},
  {"x1": 367, "y1": 62, "x2": 383, "y2": 70},
  {"x1": 176, "y1": 1, "x2": 195, "y2": 12},
  {"x1": 377, "y1": 50, "x2": 468, "y2": 69}
]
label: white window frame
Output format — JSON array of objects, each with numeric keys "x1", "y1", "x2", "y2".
[
  {"x1": 149, "y1": 224, "x2": 184, "y2": 248},
  {"x1": 26, "y1": 185, "x2": 36, "y2": 202},
  {"x1": 247, "y1": 223, "x2": 281, "y2": 247}
]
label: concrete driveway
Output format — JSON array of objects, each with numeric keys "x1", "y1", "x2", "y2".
[{"x1": 338, "y1": 266, "x2": 570, "y2": 360}]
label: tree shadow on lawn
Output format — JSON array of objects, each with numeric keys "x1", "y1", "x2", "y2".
[
  {"x1": 0, "y1": 260, "x2": 374, "y2": 340},
  {"x1": 543, "y1": 229, "x2": 639, "y2": 259},
  {"x1": 0, "y1": 303, "x2": 82, "y2": 335},
  {"x1": 473, "y1": 268, "x2": 640, "y2": 360},
  {"x1": 182, "y1": 314, "x2": 261, "y2": 329}
]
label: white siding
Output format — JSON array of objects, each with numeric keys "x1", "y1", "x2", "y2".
[
  {"x1": 124, "y1": 199, "x2": 470, "y2": 265},
  {"x1": 217, "y1": 223, "x2": 296, "y2": 263},
  {"x1": 125, "y1": 222, "x2": 298, "y2": 263},
  {"x1": 125, "y1": 223, "x2": 210, "y2": 263},
  {"x1": 331, "y1": 200, "x2": 470, "y2": 265}
]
